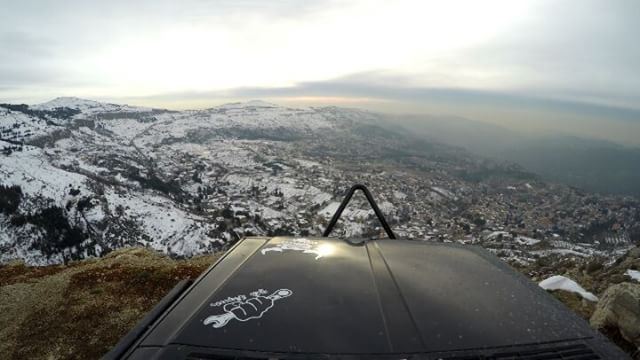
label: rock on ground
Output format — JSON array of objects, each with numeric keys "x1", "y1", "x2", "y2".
[{"x1": 590, "y1": 282, "x2": 640, "y2": 350}]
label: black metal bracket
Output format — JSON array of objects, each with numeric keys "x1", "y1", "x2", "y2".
[{"x1": 323, "y1": 184, "x2": 396, "y2": 239}]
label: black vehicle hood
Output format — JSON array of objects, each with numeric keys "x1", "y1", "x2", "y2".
[{"x1": 132, "y1": 237, "x2": 622, "y2": 358}]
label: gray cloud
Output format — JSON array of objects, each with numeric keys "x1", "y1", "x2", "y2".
[
  {"x1": 0, "y1": 31, "x2": 57, "y2": 86},
  {"x1": 0, "y1": 32, "x2": 53, "y2": 58},
  {"x1": 135, "y1": 75, "x2": 640, "y2": 123},
  {"x1": 454, "y1": 0, "x2": 640, "y2": 106}
]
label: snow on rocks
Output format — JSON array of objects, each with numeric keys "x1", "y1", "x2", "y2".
[
  {"x1": 319, "y1": 202, "x2": 340, "y2": 218},
  {"x1": 393, "y1": 190, "x2": 407, "y2": 200},
  {"x1": 0, "y1": 143, "x2": 90, "y2": 208},
  {"x1": 514, "y1": 235, "x2": 541, "y2": 246},
  {"x1": 103, "y1": 189, "x2": 219, "y2": 256},
  {"x1": 539, "y1": 275, "x2": 598, "y2": 302},
  {"x1": 486, "y1": 231, "x2": 510, "y2": 240},
  {"x1": 32, "y1": 97, "x2": 152, "y2": 115},
  {"x1": 625, "y1": 269, "x2": 640, "y2": 282}
]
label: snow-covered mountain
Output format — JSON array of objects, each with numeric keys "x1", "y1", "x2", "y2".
[
  {"x1": 31, "y1": 96, "x2": 153, "y2": 113},
  {"x1": 1, "y1": 98, "x2": 638, "y2": 265}
]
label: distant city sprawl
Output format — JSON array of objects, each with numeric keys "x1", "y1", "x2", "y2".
[{"x1": 0, "y1": 98, "x2": 638, "y2": 266}]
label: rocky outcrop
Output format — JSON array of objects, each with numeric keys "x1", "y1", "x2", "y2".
[
  {"x1": 590, "y1": 282, "x2": 640, "y2": 349},
  {"x1": 513, "y1": 246, "x2": 640, "y2": 357}
]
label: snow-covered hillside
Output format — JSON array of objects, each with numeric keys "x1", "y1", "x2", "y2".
[
  {"x1": 31, "y1": 96, "x2": 153, "y2": 114},
  {"x1": 0, "y1": 97, "x2": 638, "y2": 265},
  {"x1": 0, "y1": 98, "x2": 374, "y2": 264}
]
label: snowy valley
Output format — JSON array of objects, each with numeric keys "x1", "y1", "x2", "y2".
[{"x1": 1, "y1": 98, "x2": 638, "y2": 267}]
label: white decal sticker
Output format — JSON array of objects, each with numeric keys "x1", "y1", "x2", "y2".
[
  {"x1": 261, "y1": 238, "x2": 334, "y2": 259},
  {"x1": 203, "y1": 289, "x2": 292, "y2": 328}
]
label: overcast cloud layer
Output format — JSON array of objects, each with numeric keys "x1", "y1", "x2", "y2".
[{"x1": 1, "y1": 0, "x2": 639, "y2": 143}]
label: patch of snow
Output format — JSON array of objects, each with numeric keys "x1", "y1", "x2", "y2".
[
  {"x1": 216, "y1": 100, "x2": 278, "y2": 109},
  {"x1": 311, "y1": 192, "x2": 332, "y2": 206},
  {"x1": 532, "y1": 249, "x2": 590, "y2": 257},
  {"x1": 260, "y1": 206, "x2": 285, "y2": 220},
  {"x1": 486, "y1": 231, "x2": 510, "y2": 240},
  {"x1": 625, "y1": 269, "x2": 640, "y2": 282},
  {"x1": 32, "y1": 97, "x2": 152, "y2": 114},
  {"x1": 515, "y1": 236, "x2": 541, "y2": 246},
  {"x1": 0, "y1": 144, "x2": 90, "y2": 208},
  {"x1": 393, "y1": 190, "x2": 407, "y2": 200},
  {"x1": 0, "y1": 110, "x2": 56, "y2": 142},
  {"x1": 295, "y1": 159, "x2": 323, "y2": 168},
  {"x1": 539, "y1": 275, "x2": 598, "y2": 302},
  {"x1": 431, "y1": 186, "x2": 454, "y2": 198},
  {"x1": 378, "y1": 200, "x2": 395, "y2": 213},
  {"x1": 103, "y1": 189, "x2": 218, "y2": 255},
  {"x1": 98, "y1": 118, "x2": 154, "y2": 141},
  {"x1": 319, "y1": 202, "x2": 340, "y2": 218}
]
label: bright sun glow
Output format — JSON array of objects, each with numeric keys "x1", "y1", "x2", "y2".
[
  {"x1": 88, "y1": 0, "x2": 531, "y2": 96},
  {"x1": 315, "y1": 243, "x2": 336, "y2": 259}
]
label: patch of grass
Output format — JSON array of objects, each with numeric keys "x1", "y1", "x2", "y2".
[
  {"x1": 549, "y1": 290, "x2": 596, "y2": 320},
  {"x1": 0, "y1": 262, "x2": 67, "y2": 286},
  {"x1": 1, "y1": 247, "x2": 219, "y2": 360}
]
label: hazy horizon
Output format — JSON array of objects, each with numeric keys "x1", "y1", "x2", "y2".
[{"x1": 12, "y1": 94, "x2": 640, "y2": 148}]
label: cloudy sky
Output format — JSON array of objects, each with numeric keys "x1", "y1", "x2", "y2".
[{"x1": 1, "y1": 0, "x2": 639, "y2": 143}]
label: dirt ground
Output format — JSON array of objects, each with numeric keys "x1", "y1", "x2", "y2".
[{"x1": 0, "y1": 248, "x2": 219, "y2": 360}]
